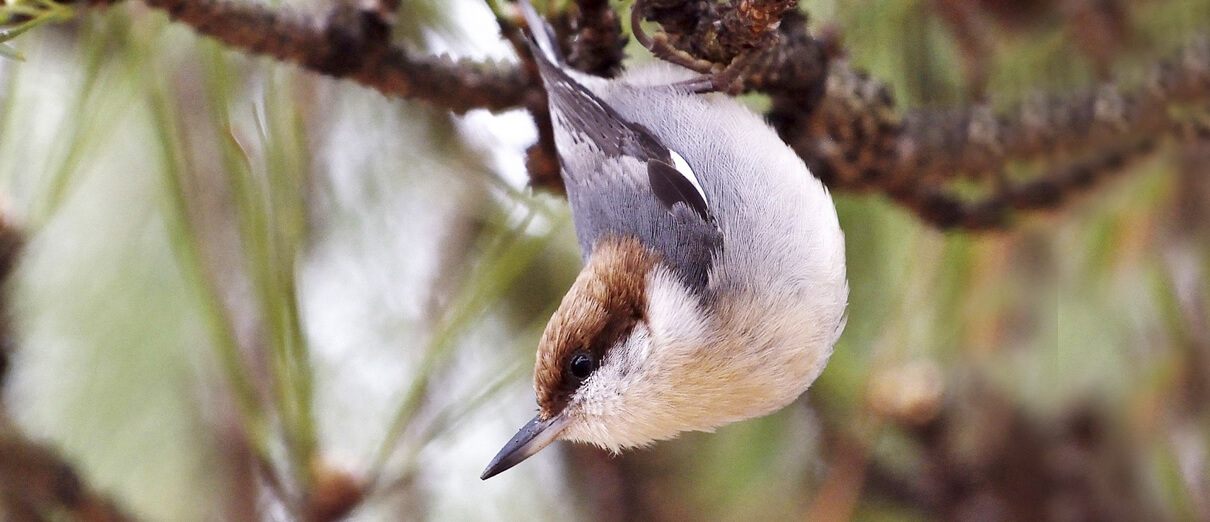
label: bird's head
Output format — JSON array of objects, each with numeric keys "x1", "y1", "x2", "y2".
[
  {"x1": 481, "y1": 235, "x2": 702, "y2": 479},
  {"x1": 480, "y1": 226, "x2": 841, "y2": 480}
]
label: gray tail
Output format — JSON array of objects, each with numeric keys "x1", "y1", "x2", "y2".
[{"x1": 517, "y1": 0, "x2": 563, "y2": 66}]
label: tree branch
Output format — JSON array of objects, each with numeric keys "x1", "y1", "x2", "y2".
[
  {"x1": 87, "y1": 0, "x2": 536, "y2": 114},
  {"x1": 564, "y1": 0, "x2": 627, "y2": 77},
  {"x1": 770, "y1": 36, "x2": 1210, "y2": 228},
  {"x1": 70, "y1": 0, "x2": 1210, "y2": 230}
]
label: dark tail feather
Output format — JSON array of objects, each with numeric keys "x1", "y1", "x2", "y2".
[{"x1": 517, "y1": 0, "x2": 563, "y2": 66}]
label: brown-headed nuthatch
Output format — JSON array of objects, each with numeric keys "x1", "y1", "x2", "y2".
[{"x1": 481, "y1": 0, "x2": 848, "y2": 479}]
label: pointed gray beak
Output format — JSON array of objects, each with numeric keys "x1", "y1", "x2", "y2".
[{"x1": 480, "y1": 414, "x2": 569, "y2": 480}]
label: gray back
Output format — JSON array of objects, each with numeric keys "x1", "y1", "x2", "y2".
[{"x1": 532, "y1": 49, "x2": 723, "y2": 292}]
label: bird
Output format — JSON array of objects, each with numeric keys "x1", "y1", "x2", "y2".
[{"x1": 481, "y1": 0, "x2": 848, "y2": 480}]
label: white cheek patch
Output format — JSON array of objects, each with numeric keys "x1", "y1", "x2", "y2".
[
  {"x1": 645, "y1": 268, "x2": 711, "y2": 352},
  {"x1": 668, "y1": 149, "x2": 708, "y2": 205}
]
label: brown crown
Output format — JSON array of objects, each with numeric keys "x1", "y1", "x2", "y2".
[{"x1": 534, "y1": 235, "x2": 660, "y2": 419}]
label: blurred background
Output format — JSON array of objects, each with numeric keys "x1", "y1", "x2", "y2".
[{"x1": 0, "y1": 0, "x2": 1207, "y2": 520}]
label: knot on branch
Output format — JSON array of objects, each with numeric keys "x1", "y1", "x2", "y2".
[
  {"x1": 743, "y1": 10, "x2": 831, "y2": 98},
  {"x1": 641, "y1": 0, "x2": 796, "y2": 64},
  {"x1": 316, "y1": 3, "x2": 392, "y2": 77},
  {"x1": 772, "y1": 61, "x2": 901, "y2": 189},
  {"x1": 563, "y1": 0, "x2": 627, "y2": 77}
]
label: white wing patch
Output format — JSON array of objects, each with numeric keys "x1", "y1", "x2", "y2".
[{"x1": 668, "y1": 149, "x2": 708, "y2": 206}]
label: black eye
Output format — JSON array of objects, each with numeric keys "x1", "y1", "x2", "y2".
[{"x1": 568, "y1": 352, "x2": 596, "y2": 381}]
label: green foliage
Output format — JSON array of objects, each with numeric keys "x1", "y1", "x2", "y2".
[{"x1": 0, "y1": 0, "x2": 74, "y2": 60}]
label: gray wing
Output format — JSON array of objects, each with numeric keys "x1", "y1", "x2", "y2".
[{"x1": 534, "y1": 58, "x2": 722, "y2": 290}]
